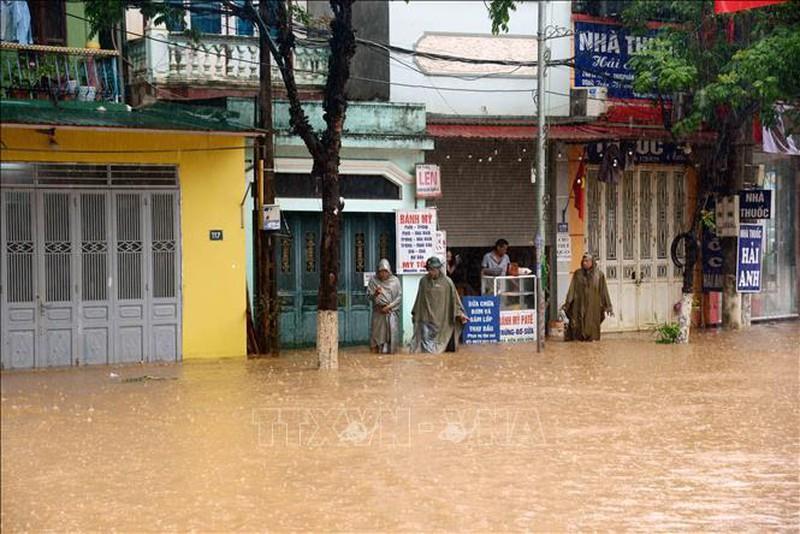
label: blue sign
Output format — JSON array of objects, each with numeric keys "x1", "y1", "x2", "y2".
[
  {"x1": 702, "y1": 228, "x2": 723, "y2": 292},
  {"x1": 574, "y1": 21, "x2": 658, "y2": 99},
  {"x1": 462, "y1": 296, "x2": 500, "y2": 344},
  {"x1": 739, "y1": 189, "x2": 772, "y2": 220},
  {"x1": 736, "y1": 224, "x2": 763, "y2": 293},
  {"x1": 557, "y1": 222, "x2": 569, "y2": 233},
  {"x1": 587, "y1": 140, "x2": 687, "y2": 165}
]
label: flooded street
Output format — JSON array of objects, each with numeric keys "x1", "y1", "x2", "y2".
[{"x1": 2, "y1": 322, "x2": 799, "y2": 532}]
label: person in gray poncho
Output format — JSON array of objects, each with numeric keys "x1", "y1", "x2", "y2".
[
  {"x1": 409, "y1": 256, "x2": 469, "y2": 353},
  {"x1": 368, "y1": 259, "x2": 402, "y2": 354}
]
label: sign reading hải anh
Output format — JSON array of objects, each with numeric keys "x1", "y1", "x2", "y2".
[{"x1": 736, "y1": 223, "x2": 763, "y2": 293}]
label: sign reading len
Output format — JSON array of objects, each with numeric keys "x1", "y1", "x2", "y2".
[
  {"x1": 736, "y1": 223, "x2": 763, "y2": 293},
  {"x1": 738, "y1": 189, "x2": 771, "y2": 220},
  {"x1": 462, "y1": 296, "x2": 500, "y2": 344},
  {"x1": 396, "y1": 208, "x2": 437, "y2": 274},
  {"x1": 415, "y1": 164, "x2": 442, "y2": 199}
]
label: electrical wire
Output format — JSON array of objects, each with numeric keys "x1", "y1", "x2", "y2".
[{"x1": 65, "y1": 11, "x2": 653, "y2": 104}]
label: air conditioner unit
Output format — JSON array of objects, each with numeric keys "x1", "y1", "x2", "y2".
[{"x1": 570, "y1": 87, "x2": 608, "y2": 118}]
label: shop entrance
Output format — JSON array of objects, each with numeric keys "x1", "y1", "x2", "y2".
[
  {"x1": 1, "y1": 163, "x2": 181, "y2": 369},
  {"x1": 275, "y1": 212, "x2": 395, "y2": 347},
  {"x1": 587, "y1": 167, "x2": 686, "y2": 331}
]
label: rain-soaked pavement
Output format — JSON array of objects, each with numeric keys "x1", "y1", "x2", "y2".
[{"x1": 2, "y1": 322, "x2": 799, "y2": 532}]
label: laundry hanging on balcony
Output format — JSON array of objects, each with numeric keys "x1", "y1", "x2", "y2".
[{"x1": 0, "y1": 0, "x2": 32, "y2": 45}]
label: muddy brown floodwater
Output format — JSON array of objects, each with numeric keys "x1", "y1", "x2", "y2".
[{"x1": 2, "y1": 323, "x2": 799, "y2": 532}]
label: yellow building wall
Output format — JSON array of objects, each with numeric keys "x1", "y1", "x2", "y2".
[{"x1": 0, "y1": 127, "x2": 248, "y2": 359}]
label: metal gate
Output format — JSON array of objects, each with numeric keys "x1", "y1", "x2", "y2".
[
  {"x1": 1, "y1": 163, "x2": 181, "y2": 369},
  {"x1": 587, "y1": 166, "x2": 686, "y2": 331},
  {"x1": 276, "y1": 212, "x2": 395, "y2": 347}
]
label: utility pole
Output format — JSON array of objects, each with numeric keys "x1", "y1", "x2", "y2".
[
  {"x1": 534, "y1": 0, "x2": 547, "y2": 352},
  {"x1": 255, "y1": 0, "x2": 279, "y2": 355}
]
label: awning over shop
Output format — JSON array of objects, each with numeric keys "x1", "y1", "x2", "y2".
[
  {"x1": 428, "y1": 119, "x2": 715, "y2": 144},
  {"x1": 429, "y1": 122, "x2": 679, "y2": 142},
  {"x1": 0, "y1": 100, "x2": 260, "y2": 136}
]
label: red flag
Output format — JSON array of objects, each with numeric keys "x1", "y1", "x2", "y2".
[
  {"x1": 715, "y1": 0, "x2": 786, "y2": 14},
  {"x1": 572, "y1": 158, "x2": 586, "y2": 220}
]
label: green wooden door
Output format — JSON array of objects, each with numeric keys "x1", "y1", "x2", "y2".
[{"x1": 276, "y1": 212, "x2": 395, "y2": 348}]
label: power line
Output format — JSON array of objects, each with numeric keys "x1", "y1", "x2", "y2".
[{"x1": 65, "y1": 11, "x2": 650, "y2": 104}]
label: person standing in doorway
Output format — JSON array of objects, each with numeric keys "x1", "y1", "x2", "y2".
[
  {"x1": 562, "y1": 252, "x2": 613, "y2": 341},
  {"x1": 481, "y1": 239, "x2": 510, "y2": 276},
  {"x1": 367, "y1": 259, "x2": 402, "y2": 354},
  {"x1": 409, "y1": 257, "x2": 469, "y2": 353}
]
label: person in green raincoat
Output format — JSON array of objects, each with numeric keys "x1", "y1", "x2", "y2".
[
  {"x1": 562, "y1": 252, "x2": 613, "y2": 341},
  {"x1": 409, "y1": 256, "x2": 469, "y2": 353}
]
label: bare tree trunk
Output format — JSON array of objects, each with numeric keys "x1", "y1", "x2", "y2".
[{"x1": 317, "y1": 160, "x2": 342, "y2": 369}]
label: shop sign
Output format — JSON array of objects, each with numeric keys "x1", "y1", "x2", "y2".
[
  {"x1": 574, "y1": 21, "x2": 658, "y2": 99},
  {"x1": 586, "y1": 140, "x2": 688, "y2": 165},
  {"x1": 363, "y1": 272, "x2": 375, "y2": 288},
  {"x1": 462, "y1": 296, "x2": 500, "y2": 344},
  {"x1": 262, "y1": 204, "x2": 281, "y2": 231},
  {"x1": 738, "y1": 189, "x2": 772, "y2": 220},
  {"x1": 415, "y1": 164, "x2": 442, "y2": 199},
  {"x1": 435, "y1": 230, "x2": 447, "y2": 265},
  {"x1": 715, "y1": 195, "x2": 740, "y2": 237},
  {"x1": 500, "y1": 310, "x2": 536, "y2": 343},
  {"x1": 556, "y1": 222, "x2": 571, "y2": 261},
  {"x1": 702, "y1": 228, "x2": 723, "y2": 292},
  {"x1": 736, "y1": 223, "x2": 763, "y2": 293},
  {"x1": 396, "y1": 208, "x2": 437, "y2": 274}
]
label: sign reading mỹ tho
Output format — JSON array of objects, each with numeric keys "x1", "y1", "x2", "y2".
[
  {"x1": 415, "y1": 164, "x2": 442, "y2": 199},
  {"x1": 462, "y1": 296, "x2": 500, "y2": 344},
  {"x1": 500, "y1": 310, "x2": 537, "y2": 343},
  {"x1": 396, "y1": 208, "x2": 437, "y2": 274},
  {"x1": 736, "y1": 223, "x2": 763, "y2": 293},
  {"x1": 738, "y1": 189, "x2": 772, "y2": 220}
]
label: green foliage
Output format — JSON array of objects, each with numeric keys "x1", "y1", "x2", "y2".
[
  {"x1": 623, "y1": 0, "x2": 800, "y2": 137},
  {"x1": 487, "y1": 0, "x2": 518, "y2": 35},
  {"x1": 653, "y1": 322, "x2": 681, "y2": 344},
  {"x1": 85, "y1": 0, "x2": 186, "y2": 38},
  {"x1": 700, "y1": 209, "x2": 716, "y2": 231}
]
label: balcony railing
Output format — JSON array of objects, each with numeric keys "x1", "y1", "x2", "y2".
[
  {"x1": 0, "y1": 41, "x2": 122, "y2": 102},
  {"x1": 128, "y1": 31, "x2": 328, "y2": 90}
]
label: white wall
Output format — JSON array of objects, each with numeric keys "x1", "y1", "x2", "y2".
[{"x1": 389, "y1": 0, "x2": 572, "y2": 117}]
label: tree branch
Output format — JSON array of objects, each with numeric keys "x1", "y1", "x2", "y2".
[
  {"x1": 320, "y1": 0, "x2": 356, "y2": 156},
  {"x1": 269, "y1": 0, "x2": 324, "y2": 159}
]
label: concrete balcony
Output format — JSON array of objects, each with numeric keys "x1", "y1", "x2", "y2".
[
  {"x1": 0, "y1": 41, "x2": 122, "y2": 102},
  {"x1": 128, "y1": 31, "x2": 328, "y2": 100}
]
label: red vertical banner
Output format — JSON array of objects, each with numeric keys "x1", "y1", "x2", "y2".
[
  {"x1": 572, "y1": 158, "x2": 586, "y2": 220},
  {"x1": 715, "y1": 0, "x2": 786, "y2": 14}
]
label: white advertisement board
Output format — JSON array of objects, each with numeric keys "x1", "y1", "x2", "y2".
[
  {"x1": 415, "y1": 164, "x2": 442, "y2": 199},
  {"x1": 396, "y1": 209, "x2": 437, "y2": 274},
  {"x1": 500, "y1": 310, "x2": 537, "y2": 343}
]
